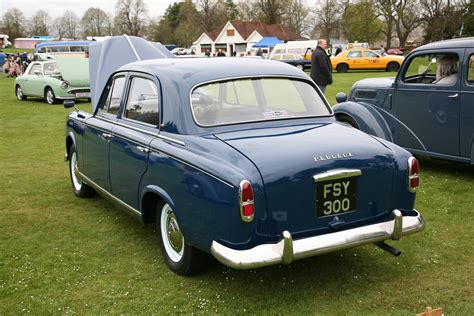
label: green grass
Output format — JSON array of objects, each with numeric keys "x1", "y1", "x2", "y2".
[{"x1": 0, "y1": 71, "x2": 473, "y2": 314}]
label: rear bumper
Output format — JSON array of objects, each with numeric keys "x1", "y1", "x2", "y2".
[{"x1": 211, "y1": 209, "x2": 424, "y2": 270}]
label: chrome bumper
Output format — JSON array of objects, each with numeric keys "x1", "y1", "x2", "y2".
[{"x1": 211, "y1": 210, "x2": 424, "y2": 270}]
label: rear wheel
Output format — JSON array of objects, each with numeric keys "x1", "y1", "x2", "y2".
[
  {"x1": 69, "y1": 145, "x2": 95, "y2": 198},
  {"x1": 156, "y1": 203, "x2": 206, "y2": 275},
  {"x1": 336, "y1": 63, "x2": 349, "y2": 73},
  {"x1": 337, "y1": 114, "x2": 359, "y2": 129},
  {"x1": 45, "y1": 87, "x2": 57, "y2": 105},
  {"x1": 386, "y1": 61, "x2": 400, "y2": 72},
  {"x1": 16, "y1": 85, "x2": 27, "y2": 100}
]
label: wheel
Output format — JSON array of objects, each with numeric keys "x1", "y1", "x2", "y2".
[
  {"x1": 69, "y1": 145, "x2": 95, "y2": 198},
  {"x1": 386, "y1": 61, "x2": 400, "y2": 72},
  {"x1": 16, "y1": 85, "x2": 27, "y2": 100},
  {"x1": 336, "y1": 63, "x2": 349, "y2": 73},
  {"x1": 45, "y1": 87, "x2": 57, "y2": 104},
  {"x1": 156, "y1": 203, "x2": 206, "y2": 275},
  {"x1": 337, "y1": 114, "x2": 359, "y2": 128},
  {"x1": 296, "y1": 64, "x2": 304, "y2": 70}
]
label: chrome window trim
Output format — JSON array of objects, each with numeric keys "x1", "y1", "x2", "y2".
[
  {"x1": 79, "y1": 172, "x2": 142, "y2": 219},
  {"x1": 96, "y1": 115, "x2": 158, "y2": 137},
  {"x1": 313, "y1": 169, "x2": 362, "y2": 183},
  {"x1": 157, "y1": 134, "x2": 186, "y2": 147},
  {"x1": 149, "y1": 148, "x2": 234, "y2": 189},
  {"x1": 189, "y1": 75, "x2": 334, "y2": 128}
]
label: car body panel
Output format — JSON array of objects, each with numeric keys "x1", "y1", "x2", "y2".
[
  {"x1": 65, "y1": 36, "x2": 424, "y2": 270},
  {"x1": 334, "y1": 37, "x2": 474, "y2": 163}
]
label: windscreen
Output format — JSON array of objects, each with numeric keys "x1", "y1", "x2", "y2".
[{"x1": 191, "y1": 78, "x2": 330, "y2": 126}]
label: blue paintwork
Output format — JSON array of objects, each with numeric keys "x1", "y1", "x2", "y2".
[
  {"x1": 65, "y1": 51, "x2": 419, "y2": 254},
  {"x1": 334, "y1": 37, "x2": 474, "y2": 164}
]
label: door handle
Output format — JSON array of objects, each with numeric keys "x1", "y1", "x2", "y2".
[
  {"x1": 136, "y1": 146, "x2": 149, "y2": 153},
  {"x1": 448, "y1": 93, "x2": 459, "y2": 98},
  {"x1": 101, "y1": 133, "x2": 113, "y2": 141}
]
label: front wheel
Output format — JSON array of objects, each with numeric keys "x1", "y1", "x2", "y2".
[
  {"x1": 16, "y1": 85, "x2": 27, "y2": 100},
  {"x1": 69, "y1": 145, "x2": 95, "y2": 198},
  {"x1": 45, "y1": 87, "x2": 57, "y2": 105},
  {"x1": 156, "y1": 203, "x2": 206, "y2": 275}
]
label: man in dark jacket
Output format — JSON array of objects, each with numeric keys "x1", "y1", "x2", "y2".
[{"x1": 310, "y1": 39, "x2": 333, "y2": 94}]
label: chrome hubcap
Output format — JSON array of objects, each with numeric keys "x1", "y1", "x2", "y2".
[
  {"x1": 160, "y1": 204, "x2": 184, "y2": 262},
  {"x1": 70, "y1": 151, "x2": 82, "y2": 191},
  {"x1": 47, "y1": 90, "x2": 54, "y2": 104},
  {"x1": 17, "y1": 87, "x2": 23, "y2": 99}
]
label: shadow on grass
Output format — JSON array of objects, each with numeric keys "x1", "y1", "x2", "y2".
[{"x1": 417, "y1": 156, "x2": 474, "y2": 180}]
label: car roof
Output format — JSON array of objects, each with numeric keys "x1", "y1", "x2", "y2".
[
  {"x1": 118, "y1": 57, "x2": 309, "y2": 87},
  {"x1": 413, "y1": 37, "x2": 474, "y2": 52}
]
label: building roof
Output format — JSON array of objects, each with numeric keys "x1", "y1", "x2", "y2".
[{"x1": 206, "y1": 20, "x2": 303, "y2": 42}]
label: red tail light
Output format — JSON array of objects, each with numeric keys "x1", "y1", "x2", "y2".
[
  {"x1": 239, "y1": 180, "x2": 254, "y2": 222},
  {"x1": 408, "y1": 157, "x2": 420, "y2": 192}
]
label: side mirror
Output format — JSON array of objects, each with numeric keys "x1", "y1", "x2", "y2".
[
  {"x1": 335, "y1": 92, "x2": 347, "y2": 103},
  {"x1": 63, "y1": 100, "x2": 75, "y2": 108}
]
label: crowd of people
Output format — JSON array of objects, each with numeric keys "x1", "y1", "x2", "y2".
[{"x1": 0, "y1": 51, "x2": 30, "y2": 77}]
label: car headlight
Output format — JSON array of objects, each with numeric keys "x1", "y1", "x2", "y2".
[{"x1": 60, "y1": 81, "x2": 69, "y2": 89}]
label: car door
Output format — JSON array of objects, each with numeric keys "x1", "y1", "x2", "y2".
[
  {"x1": 109, "y1": 74, "x2": 160, "y2": 210},
  {"x1": 460, "y1": 50, "x2": 474, "y2": 160},
  {"x1": 363, "y1": 50, "x2": 382, "y2": 69},
  {"x1": 392, "y1": 50, "x2": 463, "y2": 157},
  {"x1": 22, "y1": 63, "x2": 42, "y2": 95},
  {"x1": 346, "y1": 50, "x2": 363, "y2": 69},
  {"x1": 81, "y1": 74, "x2": 126, "y2": 192}
]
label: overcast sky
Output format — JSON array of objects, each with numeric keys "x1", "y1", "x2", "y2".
[{"x1": 1, "y1": 0, "x2": 318, "y2": 19}]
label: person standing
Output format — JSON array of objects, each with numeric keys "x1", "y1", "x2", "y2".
[{"x1": 310, "y1": 39, "x2": 333, "y2": 94}]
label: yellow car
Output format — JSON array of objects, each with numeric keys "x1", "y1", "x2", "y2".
[{"x1": 331, "y1": 49, "x2": 404, "y2": 72}]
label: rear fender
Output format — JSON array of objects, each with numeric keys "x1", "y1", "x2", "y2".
[{"x1": 333, "y1": 101, "x2": 393, "y2": 142}]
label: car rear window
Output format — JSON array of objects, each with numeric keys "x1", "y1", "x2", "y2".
[{"x1": 191, "y1": 78, "x2": 331, "y2": 126}]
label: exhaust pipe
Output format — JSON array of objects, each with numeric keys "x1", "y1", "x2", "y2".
[{"x1": 375, "y1": 241, "x2": 401, "y2": 257}]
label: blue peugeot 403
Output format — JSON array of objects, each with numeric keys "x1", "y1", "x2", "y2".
[{"x1": 64, "y1": 36, "x2": 424, "y2": 275}]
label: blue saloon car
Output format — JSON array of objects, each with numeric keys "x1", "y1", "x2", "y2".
[
  {"x1": 64, "y1": 36, "x2": 424, "y2": 275},
  {"x1": 334, "y1": 37, "x2": 474, "y2": 164}
]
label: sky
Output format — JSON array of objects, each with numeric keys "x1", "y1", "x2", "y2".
[{"x1": 1, "y1": 0, "x2": 318, "y2": 19}]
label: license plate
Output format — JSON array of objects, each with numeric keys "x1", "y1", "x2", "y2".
[
  {"x1": 316, "y1": 177, "x2": 357, "y2": 217},
  {"x1": 75, "y1": 92, "x2": 90, "y2": 98}
]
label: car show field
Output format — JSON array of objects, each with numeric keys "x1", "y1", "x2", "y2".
[{"x1": 0, "y1": 68, "x2": 473, "y2": 315}]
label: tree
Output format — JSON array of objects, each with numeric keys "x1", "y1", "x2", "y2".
[
  {"x1": 115, "y1": 0, "x2": 148, "y2": 36},
  {"x1": 196, "y1": 0, "x2": 227, "y2": 32},
  {"x1": 237, "y1": 0, "x2": 259, "y2": 21},
  {"x1": 375, "y1": 0, "x2": 397, "y2": 48},
  {"x1": 282, "y1": 0, "x2": 311, "y2": 37},
  {"x1": 225, "y1": 0, "x2": 239, "y2": 20},
  {"x1": 81, "y1": 8, "x2": 111, "y2": 37},
  {"x1": 29, "y1": 10, "x2": 50, "y2": 36},
  {"x1": 256, "y1": 0, "x2": 285, "y2": 24},
  {"x1": 175, "y1": 1, "x2": 202, "y2": 46},
  {"x1": 312, "y1": 0, "x2": 341, "y2": 43},
  {"x1": 341, "y1": 0, "x2": 384, "y2": 45},
  {"x1": 62, "y1": 11, "x2": 80, "y2": 39},
  {"x1": 465, "y1": 0, "x2": 474, "y2": 36},
  {"x1": 421, "y1": 0, "x2": 469, "y2": 41},
  {"x1": 393, "y1": 0, "x2": 423, "y2": 47},
  {"x1": 0, "y1": 8, "x2": 27, "y2": 41}
]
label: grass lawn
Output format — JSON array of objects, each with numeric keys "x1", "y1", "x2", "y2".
[{"x1": 0, "y1": 70, "x2": 473, "y2": 314}]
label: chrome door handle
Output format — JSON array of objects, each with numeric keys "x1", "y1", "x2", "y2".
[
  {"x1": 136, "y1": 146, "x2": 149, "y2": 153},
  {"x1": 101, "y1": 133, "x2": 113, "y2": 138},
  {"x1": 448, "y1": 93, "x2": 459, "y2": 98}
]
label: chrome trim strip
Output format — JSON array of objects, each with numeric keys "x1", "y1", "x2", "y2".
[
  {"x1": 79, "y1": 172, "x2": 142, "y2": 219},
  {"x1": 96, "y1": 116, "x2": 159, "y2": 137},
  {"x1": 189, "y1": 75, "x2": 334, "y2": 128},
  {"x1": 313, "y1": 169, "x2": 362, "y2": 183},
  {"x1": 149, "y1": 149, "x2": 234, "y2": 189},
  {"x1": 157, "y1": 134, "x2": 186, "y2": 147},
  {"x1": 211, "y1": 209, "x2": 425, "y2": 270}
]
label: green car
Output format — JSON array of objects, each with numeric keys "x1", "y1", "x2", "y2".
[{"x1": 15, "y1": 57, "x2": 90, "y2": 105}]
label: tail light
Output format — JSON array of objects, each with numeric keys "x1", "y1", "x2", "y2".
[
  {"x1": 239, "y1": 180, "x2": 254, "y2": 222},
  {"x1": 408, "y1": 157, "x2": 420, "y2": 192}
]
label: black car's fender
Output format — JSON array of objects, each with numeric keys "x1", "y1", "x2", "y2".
[{"x1": 333, "y1": 101, "x2": 393, "y2": 142}]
